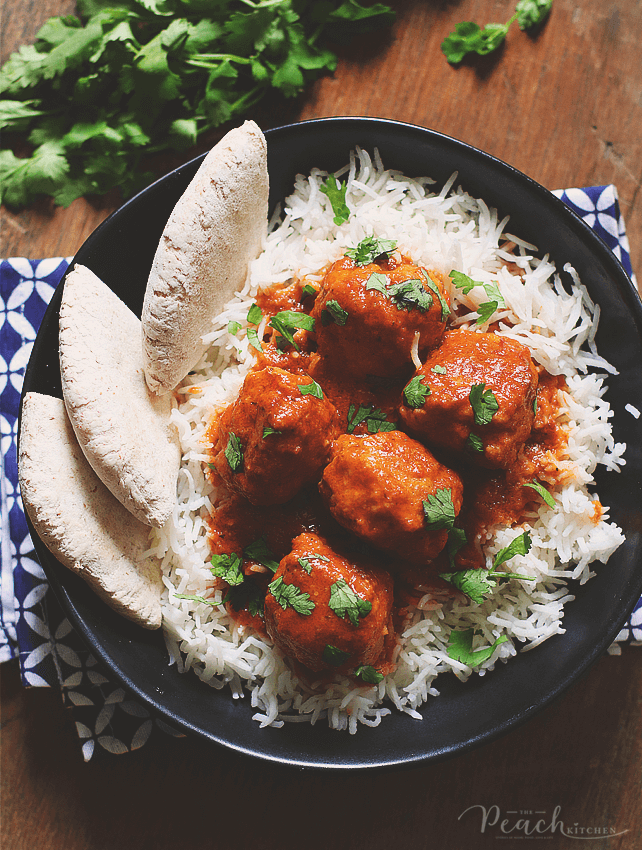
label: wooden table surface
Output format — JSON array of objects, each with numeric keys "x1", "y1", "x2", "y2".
[{"x1": 2, "y1": 2, "x2": 642, "y2": 848}]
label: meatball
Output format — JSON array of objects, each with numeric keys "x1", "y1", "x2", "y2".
[
  {"x1": 398, "y1": 330, "x2": 538, "y2": 469},
  {"x1": 311, "y1": 254, "x2": 449, "y2": 378},
  {"x1": 264, "y1": 532, "x2": 394, "y2": 673},
  {"x1": 212, "y1": 366, "x2": 340, "y2": 505},
  {"x1": 319, "y1": 431, "x2": 464, "y2": 565}
]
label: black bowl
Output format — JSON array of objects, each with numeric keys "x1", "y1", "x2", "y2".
[{"x1": 22, "y1": 117, "x2": 642, "y2": 769}]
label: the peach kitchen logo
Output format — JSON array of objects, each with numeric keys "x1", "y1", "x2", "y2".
[{"x1": 457, "y1": 804, "x2": 629, "y2": 840}]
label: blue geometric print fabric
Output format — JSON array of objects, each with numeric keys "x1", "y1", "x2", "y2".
[{"x1": 0, "y1": 186, "x2": 639, "y2": 760}]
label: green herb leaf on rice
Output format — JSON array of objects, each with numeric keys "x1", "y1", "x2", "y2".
[
  {"x1": 447, "y1": 628, "x2": 508, "y2": 666},
  {"x1": 354, "y1": 664, "x2": 384, "y2": 684},
  {"x1": 523, "y1": 479, "x2": 556, "y2": 508},
  {"x1": 320, "y1": 175, "x2": 350, "y2": 225},
  {"x1": 210, "y1": 552, "x2": 244, "y2": 586},
  {"x1": 247, "y1": 303, "x2": 262, "y2": 325},
  {"x1": 174, "y1": 592, "x2": 218, "y2": 606}
]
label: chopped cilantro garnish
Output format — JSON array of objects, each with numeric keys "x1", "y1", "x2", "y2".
[
  {"x1": 347, "y1": 403, "x2": 395, "y2": 434},
  {"x1": 466, "y1": 433, "x2": 484, "y2": 453},
  {"x1": 301, "y1": 284, "x2": 317, "y2": 300},
  {"x1": 323, "y1": 644, "x2": 352, "y2": 667},
  {"x1": 269, "y1": 310, "x2": 315, "y2": 351},
  {"x1": 262, "y1": 426, "x2": 281, "y2": 438},
  {"x1": 423, "y1": 488, "x2": 456, "y2": 531},
  {"x1": 354, "y1": 664, "x2": 384, "y2": 684},
  {"x1": 320, "y1": 175, "x2": 350, "y2": 225},
  {"x1": 247, "y1": 303, "x2": 262, "y2": 325},
  {"x1": 446, "y1": 526, "x2": 468, "y2": 569},
  {"x1": 224, "y1": 433, "x2": 243, "y2": 472},
  {"x1": 386, "y1": 278, "x2": 433, "y2": 312},
  {"x1": 516, "y1": 0, "x2": 553, "y2": 30},
  {"x1": 365, "y1": 271, "x2": 389, "y2": 294},
  {"x1": 243, "y1": 536, "x2": 279, "y2": 573},
  {"x1": 328, "y1": 579, "x2": 372, "y2": 626},
  {"x1": 345, "y1": 237, "x2": 397, "y2": 266},
  {"x1": 298, "y1": 378, "x2": 324, "y2": 399},
  {"x1": 469, "y1": 383, "x2": 499, "y2": 425},
  {"x1": 246, "y1": 327, "x2": 263, "y2": 353},
  {"x1": 476, "y1": 282, "x2": 505, "y2": 325},
  {"x1": 227, "y1": 320, "x2": 241, "y2": 335},
  {"x1": 432, "y1": 364, "x2": 447, "y2": 375},
  {"x1": 298, "y1": 557, "x2": 313, "y2": 574},
  {"x1": 268, "y1": 577, "x2": 315, "y2": 615},
  {"x1": 322, "y1": 299, "x2": 349, "y2": 326},
  {"x1": 174, "y1": 593, "x2": 218, "y2": 607},
  {"x1": 403, "y1": 376, "x2": 431, "y2": 409},
  {"x1": 447, "y1": 628, "x2": 508, "y2": 666},
  {"x1": 449, "y1": 269, "x2": 480, "y2": 294},
  {"x1": 493, "y1": 531, "x2": 532, "y2": 568},
  {"x1": 210, "y1": 552, "x2": 244, "y2": 586},
  {"x1": 420, "y1": 269, "x2": 451, "y2": 321},
  {"x1": 523, "y1": 480, "x2": 556, "y2": 508}
]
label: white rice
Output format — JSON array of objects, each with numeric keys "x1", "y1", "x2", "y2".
[{"x1": 152, "y1": 149, "x2": 626, "y2": 732}]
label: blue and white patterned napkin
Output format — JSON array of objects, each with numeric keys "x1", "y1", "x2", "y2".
[{"x1": 1, "y1": 185, "x2": 639, "y2": 761}]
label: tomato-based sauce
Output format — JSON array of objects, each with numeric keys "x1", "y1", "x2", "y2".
[{"x1": 202, "y1": 249, "x2": 576, "y2": 683}]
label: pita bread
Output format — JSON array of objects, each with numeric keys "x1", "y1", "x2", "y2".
[
  {"x1": 18, "y1": 393, "x2": 163, "y2": 629},
  {"x1": 141, "y1": 120, "x2": 268, "y2": 393},
  {"x1": 59, "y1": 264, "x2": 180, "y2": 528}
]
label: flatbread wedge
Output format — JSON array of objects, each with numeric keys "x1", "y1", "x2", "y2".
[
  {"x1": 18, "y1": 393, "x2": 163, "y2": 629},
  {"x1": 59, "y1": 264, "x2": 180, "y2": 528},
  {"x1": 141, "y1": 119, "x2": 268, "y2": 393}
]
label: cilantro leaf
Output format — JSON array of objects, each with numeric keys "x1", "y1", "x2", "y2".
[
  {"x1": 268, "y1": 576, "x2": 315, "y2": 615},
  {"x1": 523, "y1": 480, "x2": 556, "y2": 508},
  {"x1": 446, "y1": 526, "x2": 468, "y2": 569},
  {"x1": 493, "y1": 530, "x2": 532, "y2": 568},
  {"x1": 322, "y1": 299, "x2": 349, "y2": 326},
  {"x1": 328, "y1": 578, "x2": 372, "y2": 626},
  {"x1": 423, "y1": 488, "x2": 456, "y2": 531},
  {"x1": 447, "y1": 628, "x2": 508, "y2": 666},
  {"x1": 223, "y1": 579, "x2": 264, "y2": 617},
  {"x1": 243, "y1": 536, "x2": 279, "y2": 573},
  {"x1": 420, "y1": 269, "x2": 451, "y2": 321},
  {"x1": 386, "y1": 278, "x2": 433, "y2": 312},
  {"x1": 301, "y1": 283, "x2": 317, "y2": 300},
  {"x1": 247, "y1": 303, "x2": 262, "y2": 325},
  {"x1": 345, "y1": 236, "x2": 397, "y2": 266},
  {"x1": 323, "y1": 644, "x2": 351, "y2": 667},
  {"x1": 347, "y1": 403, "x2": 395, "y2": 434},
  {"x1": 224, "y1": 432, "x2": 243, "y2": 472},
  {"x1": 432, "y1": 364, "x2": 447, "y2": 375},
  {"x1": 403, "y1": 375, "x2": 431, "y2": 409},
  {"x1": 269, "y1": 310, "x2": 315, "y2": 350},
  {"x1": 449, "y1": 269, "x2": 480, "y2": 294},
  {"x1": 469, "y1": 383, "x2": 499, "y2": 426},
  {"x1": 298, "y1": 378, "x2": 324, "y2": 399},
  {"x1": 227, "y1": 320, "x2": 241, "y2": 335},
  {"x1": 516, "y1": 0, "x2": 553, "y2": 30},
  {"x1": 466, "y1": 433, "x2": 484, "y2": 454},
  {"x1": 210, "y1": 552, "x2": 244, "y2": 586},
  {"x1": 440, "y1": 568, "x2": 495, "y2": 604},
  {"x1": 298, "y1": 557, "x2": 313, "y2": 574},
  {"x1": 320, "y1": 175, "x2": 350, "y2": 225},
  {"x1": 262, "y1": 426, "x2": 281, "y2": 438},
  {"x1": 246, "y1": 328, "x2": 263, "y2": 353},
  {"x1": 476, "y1": 300, "x2": 500, "y2": 325},
  {"x1": 365, "y1": 271, "x2": 389, "y2": 294},
  {"x1": 441, "y1": 20, "x2": 510, "y2": 64},
  {"x1": 174, "y1": 592, "x2": 218, "y2": 606},
  {"x1": 354, "y1": 664, "x2": 384, "y2": 684}
]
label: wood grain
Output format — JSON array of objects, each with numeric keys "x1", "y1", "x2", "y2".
[{"x1": 2, "y1": 2, "x2": 642, "y2": 848}]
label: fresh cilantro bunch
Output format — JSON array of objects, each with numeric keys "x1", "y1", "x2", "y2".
[
  {"x1": 0, "y1": 0, "x2": 395, "y2": 207},
  {"x1": 442, "y1": 0, "x2": 552, "y2": 64}
]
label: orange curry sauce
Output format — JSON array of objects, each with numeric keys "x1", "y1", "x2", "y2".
[{"x1": 201, "y1": 252, "x2": 584, "y2": 682}]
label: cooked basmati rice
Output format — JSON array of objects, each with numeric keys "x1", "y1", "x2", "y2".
[{"x1": 151, "y1": 149, "x2": 626, "y2": 732}]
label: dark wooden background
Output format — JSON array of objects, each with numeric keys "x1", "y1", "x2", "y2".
[{"x1": 2, "y1": 2, "x2": 641, "y2": 848}]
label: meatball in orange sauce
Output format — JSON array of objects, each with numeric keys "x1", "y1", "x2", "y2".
[
  {"x1": 319, "y1": 430, "x2": 464, "y2": 566},
  {"x1": 264, "y1": 532, "x2": 394, "y2": 674},
  {"x1": 399, "y1": 330, "x2": 538, "y2": 469},
  {"x1": 212, "y1": 365, "x2": 340, "y2": 505},
  {"x1": 311, "y1": 254, "x2": 449, "y2": 379}
]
